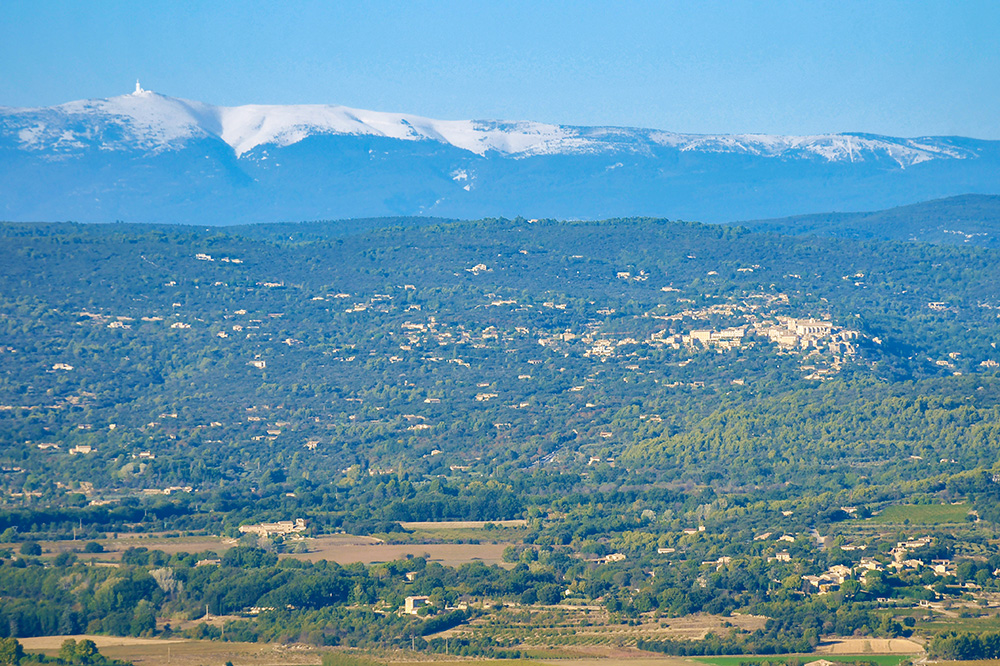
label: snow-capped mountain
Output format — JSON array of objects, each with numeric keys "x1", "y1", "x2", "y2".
[{"x1": 2, "y1": 85, "x2": 998, "y2": 224}]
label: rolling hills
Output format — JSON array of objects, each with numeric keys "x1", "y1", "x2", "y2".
[{"x1": 738, "y1": 194, "x2": 1000, "y2": 247}]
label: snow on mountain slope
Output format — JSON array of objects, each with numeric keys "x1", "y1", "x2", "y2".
[
  {"x1": 4, "y1": 86, "x2": 579, "y2": 158},
  {"x1": 214, "y1": 104, "x2": 579, "y2": 157},
  {"x1": 649, "y1": 131, "x2": 972, "y2": 167},
  {"x1": 8, "y1": 88, "x2": 217, "y2": 153},
  {"x1": 0, "y1": 86, "x2": 980, "y2": 166}
]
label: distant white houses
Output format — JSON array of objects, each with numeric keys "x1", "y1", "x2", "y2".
[{"x1": 142, "y1": 486, "x2": 193, "y2": 495}]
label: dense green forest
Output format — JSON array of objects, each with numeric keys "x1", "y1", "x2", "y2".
[{"x1": 2, "y1": 216, "x2": 1000, "y2": 657}]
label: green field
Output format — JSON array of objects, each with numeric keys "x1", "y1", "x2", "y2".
[
  {"x1": 692, "y1": 655, "x2": 911, "y2": 666},
  {"x1": 869, "y1": 503, "x2": 971, "y2": 524}
]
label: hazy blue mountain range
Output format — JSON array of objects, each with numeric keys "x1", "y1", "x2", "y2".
[
  {"x1": 737, "y1": 194, "x2": 1000, "y2": 247},
  {"x1": 2, "y1": 86, "x2": 999, "y2": 224}
]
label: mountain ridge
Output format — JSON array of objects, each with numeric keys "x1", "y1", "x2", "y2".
[
  {"x1": 2, "y1": 87, "x2": 999, "y2": 225},
  {"x1": 4, "y1": 87, "x2": 984, "y2": 164}
]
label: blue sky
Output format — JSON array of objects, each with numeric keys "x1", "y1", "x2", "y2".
[{"x1": 1, "y1": 0, "x2": 998, "y2": 138}]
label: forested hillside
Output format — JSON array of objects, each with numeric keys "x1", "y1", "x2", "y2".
[
  {"x1": 3, "y1": 217, "x2": 1000, "y2": 496},
  {"x1": 738, "y1": 194, "x2": 1000, "y2": 247},
  {"x1": 2, "y1": 217, "x2": 1000, "y2": 656}
]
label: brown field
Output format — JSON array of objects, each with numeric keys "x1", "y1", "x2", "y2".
[
  {"x1": 20, "y1": 636, "x2": 186, "y2": 650},
  {"x1": 36, "y1": 532, "x2": 514, "y2": 567},
  {"x1": 18, "y1": 637, "x2": 694, "y2": 666},
  {"x1": 398, "y1": 520, "x2": 528, "y2": 529},
  {"x1": 39, "y1": 534, "x2": 232, "y2": 559},
  {"x1": 19, "y1": 636, "x2": 324, "y2": 666},
  {"x1": 286, "y1": 536, "x2": 510, "y2": 566},
  {"x1": 814, "y1": 638, "x2": 924, "y2": 654}
]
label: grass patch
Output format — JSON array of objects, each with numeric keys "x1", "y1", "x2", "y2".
[
  {"x1": 322, "y1": 653, "x2": 384, "y2": 666},
  {"x1": 918, "y1": 613, "x2": 1000, "y2": 633},
  {"x1": 869, "y1": 503, "x2": 971, "y2": 525}
]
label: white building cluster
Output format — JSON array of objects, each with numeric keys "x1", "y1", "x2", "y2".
[{"x1": 239, "y1": 518, "x2": 307, "y2": 538}]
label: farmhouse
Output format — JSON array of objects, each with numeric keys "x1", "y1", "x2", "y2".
[{"x1": 405, "y1": 596, "x2": 430, "y2": 614}]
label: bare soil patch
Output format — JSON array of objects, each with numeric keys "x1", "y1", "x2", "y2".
[
  {"x1": 815, "y1": 638, "x2": 924, "y2": 654},
  {"x1": 20, "y1": 635, "x2": 186, "y2": 650},
  {"x1": 40, "y1": 535, "x2": 231, "y2": 559}
]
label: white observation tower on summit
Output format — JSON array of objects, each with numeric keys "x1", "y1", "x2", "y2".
[{"x1": 133, "y1": 80, "x2": 148, "y2": 95}]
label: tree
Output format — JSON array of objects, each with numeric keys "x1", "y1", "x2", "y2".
[
  {"x1": 58, "y1": 640, "x2": 78, "y2": 663},
  {"x1": 0, "y1": 638, "x2": 24, "y2": 666},
  {"x1": 131, "y1": 600, "x2": 156, "y2": 637},
  {"x1": 19, "y1": 542, "x2": 41, "y2": 556},
  {"x1": 840, "y1": 579, "x2": 861, "y2": 601},
  {"x1": 74, "y1": 639, "x2": 99, "y2": 664}
]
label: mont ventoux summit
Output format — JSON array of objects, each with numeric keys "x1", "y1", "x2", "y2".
[{"x1": 2, "y1": 81, "x2": 999, "y2": 225}]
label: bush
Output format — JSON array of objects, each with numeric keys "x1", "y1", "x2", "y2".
[
  {"x1": 538, "y1": 584, "x2": 563, "y2": 605},
  {"x1": 221, "y1": 546, "x2": 278, "y2": 569},
  {"x1": 54, "y1": 551, "x2": 77, "y2": 567}
]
